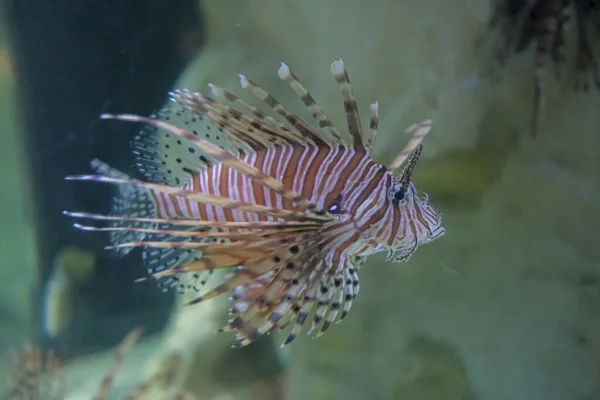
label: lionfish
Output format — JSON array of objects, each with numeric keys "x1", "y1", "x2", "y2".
[{"x1": 64, "y1": 60, "x2": 445, "y2": 347}]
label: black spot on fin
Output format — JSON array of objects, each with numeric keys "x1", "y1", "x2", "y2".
[{"x1": 132, "y1": 103, "x2": 233, "y2": 186}]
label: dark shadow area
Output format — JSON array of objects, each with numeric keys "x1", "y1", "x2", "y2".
[{"x1": 4, "y1": 0, "x2": 205, "y2": 356}]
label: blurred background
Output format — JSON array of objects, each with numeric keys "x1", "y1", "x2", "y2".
[{"x1": 0, "y1": 1, "x2": 599, "y2": 399}]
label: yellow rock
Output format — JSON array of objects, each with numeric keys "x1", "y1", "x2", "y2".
[{"x1": 54, "y1": 246, "x2": 96, "y2": 284}]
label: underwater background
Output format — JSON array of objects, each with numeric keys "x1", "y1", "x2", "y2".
[{"x1": 1, "y1": 0, "x2": 600, "y2": 399}]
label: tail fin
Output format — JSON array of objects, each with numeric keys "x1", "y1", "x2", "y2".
[{"x1": 90, "y1": 159, "x2": 157, "y2": 257}]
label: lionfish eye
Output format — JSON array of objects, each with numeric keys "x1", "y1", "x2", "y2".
[
  {"x1": 391, "y1": 183, "x2": 406, "y2": 203},
  {"x1": 393, "y1": 187, "x2": 405, "y2": 202},
  {"x1": 394, "y1": 188, "x2": 406, "y2": 201}
]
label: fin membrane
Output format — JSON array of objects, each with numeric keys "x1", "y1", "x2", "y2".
[{"x1": 132, "y1": 103, "x2": 234, "y2": 187}]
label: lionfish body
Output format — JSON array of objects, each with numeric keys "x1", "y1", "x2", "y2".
[{"x1": 66, "y1": 60, "x2": 445, "y2": 346}]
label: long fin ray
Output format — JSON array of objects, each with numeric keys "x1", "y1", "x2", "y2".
[
  {"x1": 330, "y1": 59, "x2": 365, "y2": 151},
  {"x1": 387, "y1": 120, "x2": 432, "y2": 174},
  {"x1": 207, "y1": 82, "x2": 293, "y2": 133},
  {"x1": 277, "y1": 62, "x2": 344, "y2": 144},
  {"x1": 65, "y1": 174, "x2": 327, "y2": 223},
  {"x1": 72, "y1": 223, "x2": 316, "y2": 240},
  {"x1": 180, "y1": 229, "x2": 323, "y2": 319},
  {"x1": 317, "y1": 271, "x2": 345, "y2": 336},
  {"x1": 141, "y1": 229, "x2": 321, "y2": 285},
  {"x1": 251, "y1": 253, "x2": 324, "y2": 342},
  {"x1": 281, "y1": 254, "x2": 332, "y2": 346},
  {"x1": 237, "y1": 74, "x2": 327, "y2": 146},
  {"x1": 366, "y1": 102, "x2": 379, "y2": 153},
  {"x1": 203, "y1": 109, "x2": 291, "y2": 149},
  {"x1": 185, "y1": 269, "x2": 258, "y2": 306},
  {"x1": 235, "y1": 245, "x2": 334, "y2": 347},
  {"x1": 179, "y1": 87, "x2": 305, "y2": 147},
  {"x1": 224, "y1": 238, "x2": 329, "y2": 347},
  {"x1": 88, "y1": 159, "x2": 157, "y2": 257},
  {"x1": 63, "y1": 211, "x2": 320, "y2": 229},
  {"x1": 339, "y1": 255, "x2": 364, "y2": 321}
]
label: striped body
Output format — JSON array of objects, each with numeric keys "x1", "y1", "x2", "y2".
[
  {"x1": 150, "y1": 144, "x2": 385, "y2": 264},
  {"x1": 150, "y1": 143, "x2": 442, "y2": 266},
  {"x1": 152, "y1": 144, "x2": 380, "y2": 220}
]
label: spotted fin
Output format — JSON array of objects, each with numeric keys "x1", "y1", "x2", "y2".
[
  {"x1": 139, "y1": 224, "x2": 214, "y2": 294},
  {"x1": 281, "y1": 254, "x2": 363, "y2": 345},
  {"x1": 131, "y1": 104, "x2": 234, "y2": 187},
  {"x1": 279, "y1": 254, "x2": 332, "y2": 346},
  {"x1": 218, "y1": 242, "x2": 327, "y2": 347},
  {"x1": 341, "y1": 255, "x2": 364, "y2": 320}
]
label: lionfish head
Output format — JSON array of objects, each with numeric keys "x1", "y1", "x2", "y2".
[{"x1": 385, "y1": 145, "x2": 445, "y2": 262}]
